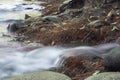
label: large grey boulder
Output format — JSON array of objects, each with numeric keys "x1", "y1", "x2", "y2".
[
  {"x1": 85, "y1": 72, "x2": 120, "y2": 80},
  {"x1": 103, "y1": 46, "x2": 120, "y2": 71},
  {"x1": 4, "y1": 71, "x2": 71, "y2": 80}
]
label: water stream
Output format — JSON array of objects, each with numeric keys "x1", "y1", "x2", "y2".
[{"x1": 0, "y1": 0, "x2": 64, "y2": 79}]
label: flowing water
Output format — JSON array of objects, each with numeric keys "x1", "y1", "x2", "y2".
[{"x1": 0, "y1": 0, "x2": 65, "y2": 79}]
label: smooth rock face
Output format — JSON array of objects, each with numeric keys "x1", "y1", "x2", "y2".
[
  {"x1": 85, "y1": 72, "x2": 120, "y2": 80},
  {"x1": 103, "y1": 46, "x2": 120, "y2": 71},
  {"x1": 4, "y1": 71, "x2": 71, "y2": 80}
]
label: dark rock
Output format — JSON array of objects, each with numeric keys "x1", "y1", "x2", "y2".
[
  {"x1": 7, "y1": 20, "x2": 25, "y2": 33},
  {"x1": 58, "y1": 0, "x2": 84, "y2": 13},
  {"x1": 105, "y1": 9, "x2": 116, "y2": 22},
  {"x1": 104, "y1": 0, "x2": 118, "y2": 4},
  {"x1": 25, "y1": 7, "x2": 33, "y2": 10},
  {"x1": 25, "y1": 14, "x2": 31, "y2": 19},
  {"x1": 87, "y1": 20, "x2": 110, "y2": 28},
  {"x1": 58, "y1": 9, "x2": 83, "y2": 20},
  {"x1": 85, "y1": 72, "x2": 120, "y2": 80},
  {"x1": 103, "y1": 46, "x2": 120, "y2": 71}
]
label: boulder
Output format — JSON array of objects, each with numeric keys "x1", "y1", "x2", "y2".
[
  {"x1": 103, "y1": 46, "x2": 120, "y2": 71},
  {"x1": 85, "y1": 72, "x2": 120, "y2": 80},
  {"x1": 4, "y1": 71, "x2": 71, "y2": 80}
]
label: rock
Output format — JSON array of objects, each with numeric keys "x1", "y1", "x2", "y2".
[
  {"x1": 87, "y1": 20, "x2": 109, "y2": 28},
  {"x1": 4, "y1": 71, "x2": 71, "y2": 80},
  {"x1": 104, "y1": 0, "x2": 118, "y2": 4},
  {"x1": 55, "y1": 47, "x2": 103, "y2": 78},
  {"x1": 85, "y1": 72, "x2": 120, "y2": 80},
  {"x1": 7, "y1": 20, "x2": 25, "y2": 33},
  {"x1": 58, "y1": 0, "x2": 84, "y2": 13},
  {"x1": 58, "y1": 9, "x2": 83, "y2": 20},
  {"x1": 103, "y1": 46, "x2": 120, "y2": 71},
  {"x1": 105, "y1": 9, "x2": 116, "y2": 22},
  {"x1": 42, "y1": 16, "x2": 62, "y2": 22},
  {"x1": 25, "y1": 14, "x2": 31, "y2": 19}
]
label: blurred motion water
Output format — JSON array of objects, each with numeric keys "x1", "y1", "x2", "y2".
[{"x1": 0, "y1": 0, "x2": 60, "y2": 79}]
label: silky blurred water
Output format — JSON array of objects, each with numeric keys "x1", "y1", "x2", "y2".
[{"x1": 0, "y1": 0, "x2": 61, "y2": 79}]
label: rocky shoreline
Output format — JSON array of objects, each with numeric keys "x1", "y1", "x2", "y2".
[
  {"x1": 6, "y1": 0, "x2": 120, "y2": 80},
  {"x1": 9, "y1": 0, "x2": 120, "y2": 46}
]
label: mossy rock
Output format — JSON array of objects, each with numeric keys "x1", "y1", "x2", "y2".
[
  {"x1": 85, "y1": 72, "x2": 120, "y2": 80},
  {"x1": 103, "y1": 46, "x2": 120, "y2": 71},
  {"x1": 4, "y1": 71, "x2": 71, "y2": 80}
]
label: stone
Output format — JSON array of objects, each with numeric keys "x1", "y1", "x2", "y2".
[
  {"x1": 25, "y1": 14, "x2": 31, "y2": 19},
  {"x1": 103, "y1": 46, "x2": 120, "y2": 71},
  {"x1": 87, "y1": 20, "x2": 109, "y2": 28},
  {"x1": 7, "y1": 20, "x2": 25, "y2": 33},
  {"x1": 4, "y1": 71, "x2": 71, "y2": 80},
  {"x1": 105, "y1": 9, "x2": 116, "y2": 22},
  {"x1": 42, "y1": 16, "x2": 62, "y2": 23},
  {"x1": 85, "y1": 72, "x2": 120, "y2": 80},
  {"x1": 58, "y1": 9, "x2": 83, "y2": 20},
  {"x1": 58, "y1": 0, "x2": 84, "y2": 13}
]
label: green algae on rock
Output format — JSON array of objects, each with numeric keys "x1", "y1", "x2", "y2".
[
  {"x1": 4, "y1": 71, "x2": 71, "y2": 80},
  {"x1": 85, "y1": 72, "x2": 120, "y2": 80}
]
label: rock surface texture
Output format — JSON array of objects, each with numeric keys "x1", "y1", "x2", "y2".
[{"x1": 4, "y1": 71, "x2": 71, "y2": 80}]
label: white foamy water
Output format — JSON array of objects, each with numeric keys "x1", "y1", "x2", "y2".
[{"x1": 0, "y1": 45, "x2": 64, "y2": 79}]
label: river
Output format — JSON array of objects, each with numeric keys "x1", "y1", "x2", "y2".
[{"x1": 0, "y1": 0, "x2": 64, "y2": 79}]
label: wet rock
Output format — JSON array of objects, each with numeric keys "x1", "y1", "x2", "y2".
[
  {"x1": 85, "y1": 72, "x2": 120, "y2": 80},
  {"x1": 58, "y1": 0, "x2": 84, "y2": 13},
  {"x1": 58, "y1": 9, "x2": 83, "y2": 20},
  {"x1": 25, "y1": 14, "x2": 31, "y2": 19},
  {"x1": 103, "y1": 46, "x2": 120, "y2": 71},
  {"x1": 104, "y1": 0, "x2": 118, "y2": 4},
  {"x1": 55, "y1": 49, "x2": 103, "y2": 78},
  {"x1": 42, "y1": 16, "x2": 62, "y2": 22},
  {"x1": 4, "y1": 71, "x2": 71, "y2": 80},
  {"x1": 25, "y1": 7, "x2": 33, "y2": 10},
  {"x1": 7, "y1": 20, "x2": 25, "y2": 33},
  {"x1": 87, "y1": 20, "x2": 109, "y2": 28},
  {"x1": 105, "y1": 9, "x2": 116, "y2": 22}
]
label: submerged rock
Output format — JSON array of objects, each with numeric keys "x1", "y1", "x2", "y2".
[
  {"x1": 4, "y1": 71, "x2": 71, "y2": 80},
  {"x1": 85, "y1": 72, "x2": 120, "y2": 80}
]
